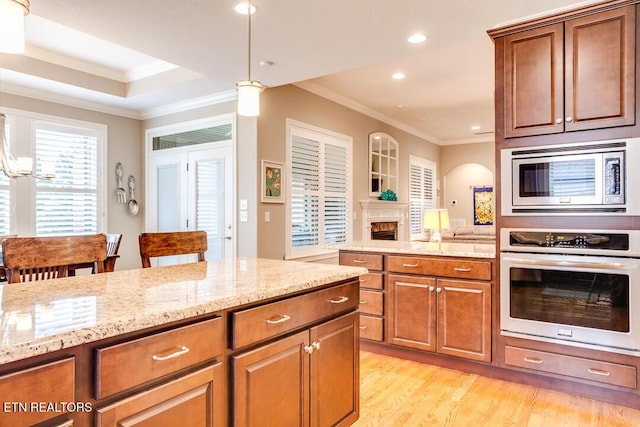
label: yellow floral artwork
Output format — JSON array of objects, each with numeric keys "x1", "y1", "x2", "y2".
[{"x1": 473, "y1": 186, "x2": 494, "y2": 225}]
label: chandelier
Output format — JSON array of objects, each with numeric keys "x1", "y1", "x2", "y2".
[
  {"x1": 0, "y1": 114, "x2": 54, "y2": 179},
  {"x1": 236, "y1": 0, "x2": 263, "y2": 116}
]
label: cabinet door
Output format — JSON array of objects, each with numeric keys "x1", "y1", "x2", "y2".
[
  {"x1": 504, "y1": 23, "x2": 564, "y2": 137},
  {"x1": 232, "y1": 331, "x2": 310, "y2": 427},
  {"x1": 436, "y1": 279, "x2": 491, "y2": 362},
  {"x1": 565, "y1": 6, "x2": 635, "y2": 132},
  {"x1": 310, "y1": 312, "x2": 359, "y2": 427},
  {"x1": 388, "y1": 274, "x2": 436, "y2": 351},
  {"x1": 95, "y1": 363, "x2": 224, "y2": 427}
]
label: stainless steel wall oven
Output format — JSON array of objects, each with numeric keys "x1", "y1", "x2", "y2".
[{"x1": 500, "y1": 229, "x2": 640, "y2": 354}]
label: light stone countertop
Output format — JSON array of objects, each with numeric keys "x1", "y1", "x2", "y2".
[
  {"x1": 0, "y1": 258, "x2": 367, "y2": 365},
  {"x1": 327, "y1": 240, "x2": 496, "y2": 258}
]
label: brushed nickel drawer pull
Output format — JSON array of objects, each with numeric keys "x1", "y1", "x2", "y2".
[
  {"x1": 329, "y1": 296, "x2": 349, "y2": 304},
  {"x1": 523, "y1": 356, "x2": 543, "y2": 364},
  {"x1": 353, "y1": 259, "x2": 367, "y2": 264},
  {"x1": 588, "y1": 368, "x2": 611, "y2": 377},
  {"x1": 359, "y1": 278, "x2": 367, "y2": 282},
  {"x1": 266, "y1": 314, "x2": 291, "y2": 324},
  {"x1": 360, "y1": 300, "x2": 368, "y2": 304},
  {"x1": 359, "y1": 325, "x2": 368, "y2": 330},
  {"x1": 152, "y1": 346, "x2": 190, "y2": 361},
  {"x1": 454, "y1": 267, "x2": 471, "y2": 272},
  {"x1": 402, "y1": 263, "x2": 419, "y2": 268}
]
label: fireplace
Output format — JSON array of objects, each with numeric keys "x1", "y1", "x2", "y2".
[
  {"x1": 360, "y1": 200, "x2": 408, "y2": 242},
  {"x1": 371, "y1": 221, "x2": 398, "y2": 240}
]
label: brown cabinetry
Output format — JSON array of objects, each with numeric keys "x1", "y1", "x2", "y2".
[
  {"x1": 95, "y1": 363, "x2": 224, "y2": 426},
  {"x1": 505, "y1": 345, "x2": 636, "y2": 389},
  {"x1": 0, "y1": 357, "x2": 75, "y2": 427},
  {"x1": 95, "y1": 317, "x2": 225, "y2": 427},
  {"x1": 501, "y1": 5, "x2": 635, "y2": 138},
  {"x1": 388, "y1": 274, "x2": 491, "y2": 362},
  {"x1": 232, "y1": 311, "x2": 359, "y2": 427},
  {"x1": 340, "y1": 252, "x2": 385, "y2": 342}
]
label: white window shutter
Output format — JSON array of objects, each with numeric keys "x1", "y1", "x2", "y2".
[{"x1": 34, "y1": 123, "x2": 100, "y2": 236}]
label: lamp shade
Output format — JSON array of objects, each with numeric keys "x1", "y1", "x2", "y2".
[
  {"x1": 0, "y1": 0, "x2": 29, "y2": 54},
  {"x1": 237, "y1": 80, "x2": 262, "y2": 117},
  {"x1": 423, "y1": 209, "x2": 449, "y2": 230}
]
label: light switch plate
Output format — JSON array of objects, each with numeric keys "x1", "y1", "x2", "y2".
[
  {"x1": 240, "y1": 199, "x2": 248, "y2": 210},
  {"x1": 240, "y1": 211, "x2": 248, "y2": 222}
]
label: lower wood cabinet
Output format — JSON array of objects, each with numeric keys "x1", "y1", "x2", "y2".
[
  {"x1": 96, "y1": 363, "x2": 224, "y2": 426},
  {"x1": 232, "y1": 311, "x2": 359, "y2": 427},
  {"x1": 0, "y1": 357, "x2": 75, "y2": 427},
  {"x1": 388, "y1": 274, "x2": 491, "y2": 362}
]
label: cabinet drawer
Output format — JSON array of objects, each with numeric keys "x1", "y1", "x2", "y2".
[
  {"x1": 0, "y1": 357, "x2": 75, "y2": 426},
  {"x1": 340, "y1": 252, "x2": 383, "y2": 270},
  {"x1": 359, "y1": 315, "x2": 383, "y2": 341},
  {"x1": 232, "y1": 281, "x2": 359, "y2": 349},
  {"x1": 505, "y1": 346, "x2": 637, "y2": 389},
  {"x1": 359, "y1": 289, "x2": 383, "y2": 316},
  {"x1": 96, "y1": 363, "x2": 223, "y2": 427},
  {"x1": 388, "y1": 256, "x2": 491, "y2": 280},
  {"x1": 360, "y1": 272, "x2": 383, "y2": 290},
  {"x1": 96, "y1": 317, "x2": 223, "y2": 399}
]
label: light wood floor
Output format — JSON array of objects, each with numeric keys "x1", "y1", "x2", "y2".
[{"x1": 353, "y1": 351, "x2": 640, "y2": 426}]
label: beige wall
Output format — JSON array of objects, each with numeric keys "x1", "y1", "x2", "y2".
[
  {"x1": 257, "y1": 85, "x2": 439, "y2": 259},
  {"x1": 440, "y1": 142, "x2": 495, "y2": 226},
  {"x1": 2, "y1": 93, "x2": 144, "y2": 270}
]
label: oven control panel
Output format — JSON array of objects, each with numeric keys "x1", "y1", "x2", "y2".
[{"x1": 505, "y1": 230, "x2": 631, "y2": 252}]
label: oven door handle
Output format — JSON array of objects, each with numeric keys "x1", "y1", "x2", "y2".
[{"x1": 502, "y1": 256, "x2": 637, "y2": 270}]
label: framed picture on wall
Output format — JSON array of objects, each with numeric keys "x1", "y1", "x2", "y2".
[
  {"x1": 473, "y1": 186, "x2": 494, "y2": 225},
  {"x1": 261, "y1": 160, "x2": 285, "y2": 203}
]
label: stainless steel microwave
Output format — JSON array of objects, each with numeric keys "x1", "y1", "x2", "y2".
[{"x1": 501, "y1": 138, "x2": 640, "y2": 215}]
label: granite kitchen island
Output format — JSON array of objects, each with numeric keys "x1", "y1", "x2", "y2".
[{"x1": 0, "y1": 258, "x2": 367, "y2": 426}]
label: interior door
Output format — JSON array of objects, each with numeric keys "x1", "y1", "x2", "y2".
[
  {"x1": 188, "y1": 145, "x2": 233, "y2": 261},
  {"x1": 147, "y1": 142, "x2": 234, "y2": 264}
]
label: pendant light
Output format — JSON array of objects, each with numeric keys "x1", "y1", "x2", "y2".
[
  {"x1": 236, "y1": 0, "x2": 263, "y2": 116},
  {"x1": 0, "y1": 0, "x2": 30, "y2": 54}
]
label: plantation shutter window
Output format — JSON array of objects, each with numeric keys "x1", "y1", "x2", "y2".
[
  {"x1": 409, "y1": 156, "x2": 436, "y2": 241},
  {"x1": 287, "y1": 121, "x2": 352, "y2": 258},
  {"x1": 0, "y1": 111, "x2": 105, "y2": 237}
]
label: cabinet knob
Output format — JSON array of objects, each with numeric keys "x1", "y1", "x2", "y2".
[
  {"x1": 312, "y1": 341, "x2": 321, "y2": 351},
  {"x1": 429, "y1": 286, "x2": 435, "y2": 292},
  {"x1": 566, "y1": 116, "x2": 573, "y2": 123},
  {"x1": 304, "y1": 345, "x2": 314, "y2": 354},
  {"x1": 436, "y1": 287, "x2": 442, "y2": 293},
  {"x1": 555, "y1": 118, "x2": 563, "y2": 124}
]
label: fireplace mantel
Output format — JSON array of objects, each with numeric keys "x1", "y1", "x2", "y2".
[{"x1": 359, "y1": 200, "x2": 409, "y2": 241}]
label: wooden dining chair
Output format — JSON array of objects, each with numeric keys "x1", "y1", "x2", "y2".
[
  {"x1": 139, "y1": 231, "x2": 207, "y2": 268},
  {"x1": 2, "y1": 234, "x2": 108, "y2": 284},
  {"x1": 105, "y1": 233, "x2": 123, "y2": 272},
  {"x1": 0, "y1": 234, "x2": 17, "y2": 282}
]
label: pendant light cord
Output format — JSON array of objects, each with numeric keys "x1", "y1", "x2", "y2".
[{"x1": 247, "y1": 0, "x2": 252, "y2": 81}]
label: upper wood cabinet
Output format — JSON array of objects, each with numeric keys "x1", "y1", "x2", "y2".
[{"x1": 502, "y1": 5, "x2": 636, "y2": 138}]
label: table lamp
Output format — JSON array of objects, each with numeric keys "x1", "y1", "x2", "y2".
[{"x1": 423, "y1": 209, "x2": 450, "y2": 242}]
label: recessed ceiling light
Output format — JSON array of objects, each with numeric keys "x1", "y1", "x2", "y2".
[
  {"x1": 408, "y1": 33, "x2": 427, "y2": 44},
  {"x1": 471, "y1": 125, "x2": 481, "y2": 130},
  {"x1": 234, "y1": 2, "x2": 256, "y2": 14},
  {"x1": 396, "y1": 104, "x2": 404, "y2": 109},
  {"x1": 392, "y1": 72, "x2": 405, "y2": 80},
  {"x1": 260, "y1": 60, "x2": 274, "y2": 67}
]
